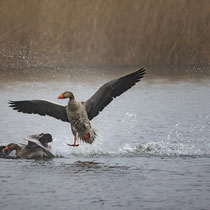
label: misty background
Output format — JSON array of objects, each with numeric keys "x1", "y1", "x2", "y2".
[{"x1": 0, "y1": 0, "x2": 210, "y2": 78}]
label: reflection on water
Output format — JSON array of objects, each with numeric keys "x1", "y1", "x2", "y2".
[
  {"x1": 0, "y1": 78, "x2": 210, "y2": 209},
  {"x1": 58, "y1": 161, "x2": 130, "y2": 174}
]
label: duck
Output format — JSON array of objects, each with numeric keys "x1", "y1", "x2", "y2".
[
  {"x1": 1, "y1": 133, "x2": 54, "y2": 159},
  {"x1": 9, "y1": 68, "x2": 146, "y2": 147}
]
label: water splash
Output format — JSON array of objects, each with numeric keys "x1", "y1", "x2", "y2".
[
  {"x1": 119, "y1": 141, "x2": 210, "y2": 158},
  {"x1": 50, "y1": 134, "x2": 210, "y2": 158},
  {"x1": 51, "y1": 134, "x2": 110, "y2": 158}
]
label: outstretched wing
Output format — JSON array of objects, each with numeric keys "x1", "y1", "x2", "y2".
[
  {"x1": 84, "y1": 67, "x2": 146, "y2": 120},
  {"x1": 9, "y1": 100, "x2": 69, "y2": 122},
  {"x1": 26, "y1": 140, "x2": 55, "y2": 158},
  {"x1": 26, "y1": 141, "x2": 40, "y2": 148}
]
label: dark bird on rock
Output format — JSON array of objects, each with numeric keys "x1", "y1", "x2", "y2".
[{"x1": 9, "y1": 68, "x2": 146, "y2": 146}]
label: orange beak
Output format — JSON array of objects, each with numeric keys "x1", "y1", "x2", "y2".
[
  {"x1": 3, "y1": 146, "x2": 8, "y2": 151},
  {"x1": 57, "y1": 93, "x2": 64, "y2": 99}
]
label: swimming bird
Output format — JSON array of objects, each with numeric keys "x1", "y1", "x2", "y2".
[
  {"x1": 9, "y1": 68, "x2": 146, "y2": 146},
  {"x1": 2, "y1": 133, "x2": 54, "y2": 159}
]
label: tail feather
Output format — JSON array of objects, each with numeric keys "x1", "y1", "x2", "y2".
[{"x1": 82, "y1": 128, "x2": 97, "y2": 144}]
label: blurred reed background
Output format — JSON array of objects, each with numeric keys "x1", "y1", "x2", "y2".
[{"x1": 0, "y1": 0, "x2": 209, "y2": 77}]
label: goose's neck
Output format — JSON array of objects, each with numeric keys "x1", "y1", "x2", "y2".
[
  {"x1": 67, "y1": 99, "x2": 79, "y2": 111},
  {"x1": 10, "y1": 144, "x2": 22, "y2": 153}
]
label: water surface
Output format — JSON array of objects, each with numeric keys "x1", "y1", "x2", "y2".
[{"x1": 0, "y1": 78, "x2": 210, "y2": 210}]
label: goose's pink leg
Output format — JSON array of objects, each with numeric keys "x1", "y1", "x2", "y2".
[{"x1": 67, "y1": 136, "x2": 79, "y2": 147}]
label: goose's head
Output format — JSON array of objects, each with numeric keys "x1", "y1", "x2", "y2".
[
  {"x1": 57, "y1": 91, "x2": 75, "y2": 100},
  {"x1": 3, "y1": 143, "x2": 21, "y2": 153}
]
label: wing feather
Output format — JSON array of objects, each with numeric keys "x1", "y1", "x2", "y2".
[
  {"x1": 9, "y1": 100, "x2": 69, "y2": 122},
  {"x1": 84, "y1": 67, "x2": 146, "y2": 120}
]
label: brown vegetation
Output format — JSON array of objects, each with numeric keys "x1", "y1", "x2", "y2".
[{"x1": 0, "y1": 0, "x2": 210, "y2": 75}]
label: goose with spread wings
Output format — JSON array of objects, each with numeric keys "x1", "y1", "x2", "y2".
[
  {"x1": 2, "y1": 133, "x2": 54, "y2": 159},
  {"x1": 9, "y1": 68, "x2": 146, "y2": 146}
]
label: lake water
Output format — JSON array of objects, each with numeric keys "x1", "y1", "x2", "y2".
[{"x1": 0, "y1": 76, "x2": 210, "y2": 210}]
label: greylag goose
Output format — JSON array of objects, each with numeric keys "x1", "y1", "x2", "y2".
[
  {"x1": 9, "y1": 68, "x2": 146, "y2": 146},
  {"x1": 2, "y1": 133, "x2": 54, "y2": 159}
]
